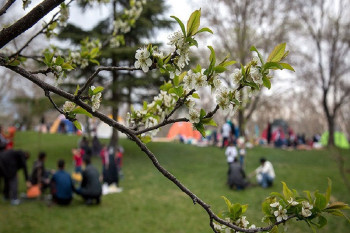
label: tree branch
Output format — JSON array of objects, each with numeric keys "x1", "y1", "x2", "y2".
[
  {"x1": 0, "y1": 0, "x2": 65, "y2": 48},
  {"x1": 76, "y1": 66, "x2": 141, "y2": 97},
  {"x1": 0, "y1": 0, "x2": 16, "y2": 16}
]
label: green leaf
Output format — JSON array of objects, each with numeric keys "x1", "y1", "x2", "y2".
[
  {"x1": 325, "y1": 178, "x2": 332, "y2": 204},
  {"x1": 230, "y1": 203, "x2": 242, "y2": 220},
  {"x1": 208, "y1": 46, "x2": 216, "y2": 67},
  {"x1": 173, "y1": 75, "x2": 180, "y2": 86},
  {"x1": 192, "y1": 93, "x2": 200, "y2": 99},
  {"x1": 279, "y1": 63, "x2": 295, "y2": 71},
  {"x1": 282, "y1": 182, "x2": 293, "y2": 199},
  {"x1": 194, "y1": 27, "x2": 213, "y2": 35},
  {"x1": 143, "y1": 101, "x2": 147, "y2": 110},
  {"x1": 44, "y1": 52, "x2": 53, "y2": 65},
  {"x1": 220, "y1": 60, "x2": 236, "y2": 68},
  {"x1": 199, "y1": 109, "x2": 206, "y2": 118},
  {"x1": 264, "y1": 62, "x2": 283, "y2": 70},
  {"x1": 186, "y1": 9, "x2": 201, "y2": 37},
  {"x1": 92, "y1": 86, "x2": 104, "y2": 95},
  {"x1": 61, "y1": 63, "x2": 74, "y2": 70},
  {"x1": 178, "y1": 71, "x2": 187, "y2": 83},
  {"x1": 270, "y1": 192, "x2": 285, "y2": 200},
  {"x1": 55, "y1": 56, "x2": 64, "y2": 65},
  {"x1": 90, "y1": 59, "x2": 100, "y2": 65},
  {"x1": 222, "y1": 196, "x2": 232, "y2": 210},
  {"x1": 317, "y1": 215, "x2": 327, "y2": 228},
  {"x1": 193, "y1": 64, "x2": 202, "y2": 73},
  {"x1": 187, "y1": 37, "x2": 198, "y2": 47},
  {"x1": 262, "y1": 76, "x2": 271, "y2": 89},
  {"x1": 194, "y1": 122, "x2": 205, "y2": 137},
  {"x1": 315, "y1": 192, "x2": 327, "y2": 210},
  {"x1": 270, "y1": 225, "x2": 279, "y2": 233},
  {"x1": 90, "y1": 47, "x2": 100, "y2": 58},
  {"x1": 241, "y1": 204, "x2": 248, "y2": 214},
  {"x1": 140, "y1": 135, "x2": 152, "y2": 144},
  {"x1": 262, "y1": 200, "x2": 272, "y2": 216},
  {"x1": 174, "y1": 86, "x2": 183, "y2": 97},
  {"x1": 304, "y1": 190, "x2": 313, "y2": 203},
  {"x1": 213, "y1": 65, "x2": 226, "y2": 73},
  {"x1": 267, "y1": 43, "x2": 286, "y2": 62},
  {"x1": 250, "y1": 46, "x2": 264, "y2": 64},
  {"x1": 74, "y1": 85, "x2": 80, "y2": 95},
  {"x1": 325, "y1": 202, "x2": 350, "y2": 210},
  {"x1": 202, "y1": 118, "x2": 217, "y2": 126},
  {"x1": 73, "y1": 120, "x2": 82, "y2": 130},
  {"x1": 71, "y1": 106, "x2": 92, "y2": 118},
  {"x1": 170, "y1": 16, "x2": 186, "y2": 37}
]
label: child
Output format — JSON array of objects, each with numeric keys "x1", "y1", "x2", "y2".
[
  {"x1": 237, "y1": 137, "x2": 246, "y2": 168},
  {"x1": 72, "y1": 148, "x2": 83, "y2": 173}
]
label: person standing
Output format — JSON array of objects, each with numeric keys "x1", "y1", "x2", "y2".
[
  {"x1": 253, "y1": 158, "x2": 275, "y2": 188},
  {"x1": 50, "y1": 159, "x2": 76, "y2": 205},
  {"x1": 221, "y1": 120, "x2": 232, "y2": 148},
  {"x1": 0, "y1": 150, "x2": 31, "y2": 205},
  {"x1": 225, "y1": 141, "x2": 238, "y2": 175},
  {"x1": 77, "y1": 157, "x2": 102, "y2": 205}
]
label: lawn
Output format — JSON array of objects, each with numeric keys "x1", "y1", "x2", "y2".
[{"x1": 0, "y1": 131, "x2": 349, "y2": 233}]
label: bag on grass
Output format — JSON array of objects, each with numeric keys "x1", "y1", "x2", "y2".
[{"x1": 27, "y1": 185, "x2": 41, "y2": 198}]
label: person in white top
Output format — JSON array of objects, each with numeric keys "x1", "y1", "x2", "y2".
[
  {"x1": 221, "y1": 121, "x2": 232, "y2": 148},
  {"x1": 225, "y1": 141, "x2": 238, "y2": 174},
  {"x1": 254, "y1": 158, "x2": 275, "y2": 188}
]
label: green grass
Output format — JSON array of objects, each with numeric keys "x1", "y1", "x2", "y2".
[{"x1": 0, "y1": 131, "x2": 349, "y2": 233}]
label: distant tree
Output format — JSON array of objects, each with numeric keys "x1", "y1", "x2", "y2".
[{"x1": 293, "y1": 0, "x2": 350, "y2": 147}]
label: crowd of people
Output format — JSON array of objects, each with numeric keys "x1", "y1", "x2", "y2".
[{"x1": 0, "y1": 132, "x2": 124, "y2": 206}]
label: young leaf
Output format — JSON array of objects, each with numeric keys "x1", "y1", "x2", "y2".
[
  {"x1": 186, "y1": 9, "x2": 201, "y2": 37},
  {"x1": 282, "y1": 182, "x2": 293, "y2": 199},
  {"x1": 199, "y1": 109, "x2": 206, "y2": 118},
  {"x1": 194, "y1": 27, "x2": 213, "y2": 35},
  {"x1": 192, "y1": 93, "x2": 200, "y2": 99},
  {"x1": 194, "y1": 122, "x2": 205, "y2": 137},
  {"x1": 250, "y1": 46, "x2": 264, "y2": 64},
  {"x1": 170, "y1": 16, "x2": 186, "y2": 37},
  {"x1": 264, "y1": 62, "x2": 283, "y2": 70},
  {"x1": 267, "y1": 43, "x2": 286, "y2": 62},
  {"x1": 71, "y1": 106, "x2": 93, "y2": 118},
  {"x1": 279, "y1": 63, "x2": 295, "y2": 71},
  {"x1": 262, "y1": 76, "x2": 271, "y2": 89},
  {"x1": 55, "y1": 56, "x2": 64, "y2": 65},
  {"x1": 178, "y1": 71, "x2": 187, "y2": 83},
  {"x1": 8, "y1": 60, "x2": 20, "y2": 66},
  {"x1": 317, "y1": 215, "x2": 327, "y2": 228},
  {"x1": 73, "y1": 120, "x2": 82, "y2": 130},
  {"x1": 270, "y1": 225, "x2": 279, "y2": 233},
  {"x1": 222, "y1": 196, "x2": 232, "y2": 210},
  {"x1": 213, "y1": 65, "x2": 226, "y2": 73},
  {"x1": 61, "y1": 63, "x2": 74, "y2": 70},
  {"x1": 220, "y1": 60, "x2": 237, "y2": 68},
  {"x1": 208, "y1": 46, "x2": 216, "y2": 67},
  {"x1": 74, "y1": 85, "x2": 80, "y2": 96},
  {"x1": 325, "y1": 202, "x2": 350, "y2": 210},
  {"x1": 315, "y1": 192, "x2": 327, "y2": 210},
  {"x1": 92, "y1": 86, "x2": 104, "y2": 95},
  {"x1": 202, "y1": 118, "x2": 217, "y2": 126},
  {"x1": 140, "y1": 135, "x2": 152, "y2": 144}
]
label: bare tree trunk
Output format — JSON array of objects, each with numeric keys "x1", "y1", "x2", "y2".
[{"x1": 109, "y1": 58, "x2": 119, "y2": 149}]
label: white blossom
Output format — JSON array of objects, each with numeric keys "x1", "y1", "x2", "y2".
[
  {"x1": 230, "y1": 68, "x2": 242, "y2": 83},
  {"x1": 134, "y1": 47, "x2": 152, "y2": 72},
  {"x1": 212, "y1": 74, "x2": 222, "y2": 91},
  {"x1": 274, "y1": 205, "x2": 288, "y2": 222},
  {"x1": 168, "y1": 31, "x2": 184, "y2": 47},
  {"x1": 91, "y1": 92, "x2": 102, "y2": 112},
  {"x1": 235, "y1": 216, "x2": 249, "y2": 228},
  {"x1": 183, "y1": 70, "x2": 196, "y2": 91},
  {"x1": 188, "y1": 108, "x2": 200, "y2": 124},
  {"x1": 216, "y1": 88, "x2": 231, "y2": 112},
  {"x1": 300, "y1": 201, "x2": 313, "y2": 217},
  {"x1": 169, "y1": 69, "x2": 181, "y2": 79},
  {"x1": 193, "y1": 69, "x2": 207, "y2": 88},
  {"x1": 270, "y1": 202, "x2": 280, "y2": 208},
  {"x1": 63, "y1": 101, "x2": 75, "y2": 113},
  {"x1": 287, "y1": 198, "x2": 299, "y2": 206},
  {"x1": 250, "y1": 67, "x2": 263, "y2": 85},
  {"x1": 249, "y1": 224, "x2": 256, "y2": 229}
]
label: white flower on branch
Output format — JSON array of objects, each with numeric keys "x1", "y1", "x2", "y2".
[
  {"x1": 300, "y1": 201, "x2": 313, "y2": 217},
  {"x1": 134, "y1": 47, "x2": 152, "y2": 72},
  {"x1": 270, "y1": 202, "x2": 280, "y2": 208},
  {"x1": 235, "y1": 216, "x2": 249, "y2": 228},
  {"x1": 168, "y1": 31, "x2": 184, "y2": 47},
  {"x1": 287, "y1": 198, "x2": 299, "y2": 206},
  {"x1": 250, "y1": 67, "x2": 263, "y2": 85},
  {"x1": 91, "y1": 92, "x2": 102, "y2": 112},
  {"x1": 183, "y1": 70, "x2": 196, "y2": 91},
  {"x1": 230, "y1": 68, "x2": 242, "y2": 83},
  {"x1": 274, "y1": 205, "x2": 288, "y2": 222},
  {"x1": 169, "y1": 69, "x2": 180, "y2": 79},
  {"x1": 63, "y1": 101, "x2": 75, "y2": 113},
  {"x1": 193, "y1": 69, "x2": 207, "y2": 88},
  {"x1": 188, "y1": 108, "x2": 200, "y2": 124}
]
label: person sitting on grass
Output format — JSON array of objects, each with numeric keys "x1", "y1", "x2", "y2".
[
  {"x1": 228, "y1": 157, "x2": 249, "y2": 190},
  {"x1": 30, "y1": 152, "x2": 50, "y2": 194},
  {"x1": 77, "y1": 157, "x2": 102, "y2": 205},
  {"x1": 50, "y1": 159, "x2": 76, "y2": 205},
  {"x1": 252, "y1": 157, "x2": 275, "y2": 188}
]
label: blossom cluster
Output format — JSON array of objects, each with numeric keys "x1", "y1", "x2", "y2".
[
  {"x1": 58, "y1": 3, "x2": 70, "y2": 27},
  {"x1": 63, "y1": 101, "x2": 76, "y2": 113},
  {"x1": 213, "y1": 216, "x2": 256, "y2": 233},
  {"x1": 134, "y1": 47, "x2": 152, "y2": 72},
  {"x1": 90, "y1": 86, "x2": 102, "y2": 112}
]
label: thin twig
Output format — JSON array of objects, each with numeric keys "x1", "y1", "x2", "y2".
[
  {"x1": 45, "y1": 90, "x2": 64, "y2": 115},
  {"x1": 0, "y1": 0, "x2": 15, "y2": 16},
  {"x1": 31, "y1": 68, "x2": 52, "y2": 75},
  {"x1": 76, "y1": 66, "x2": 141, "y2": 97}
]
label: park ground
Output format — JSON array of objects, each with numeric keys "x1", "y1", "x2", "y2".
[{"x1": 0, "y1": 131, "x2": 349, "y2": 233}]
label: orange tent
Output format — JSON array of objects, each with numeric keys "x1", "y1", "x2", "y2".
[{"x1": 167, "y1": 122, "x2": 202, "y2": 141}]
